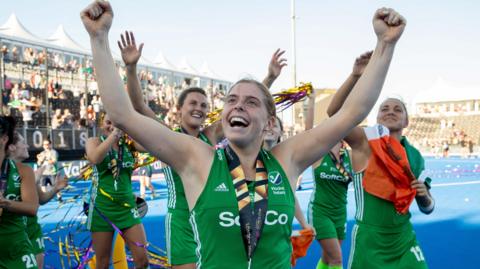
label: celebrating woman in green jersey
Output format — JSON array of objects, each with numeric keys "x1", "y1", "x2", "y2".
[
  {"x1": 308, "y1": 51, "x2": 372, "y2": 269},
  {"x1": 0, "y1": 116, "x2": 39, "y2": 269},
  {"x1": 118, "y1": 30, "x2": 287, "y2": 269},
  {"x1": 81, "y1": 2, "x2": 406, "y2": 267},
  {"x1": 85, "y1": 114, "x2": 149, "y2": 269},
  {"x1": 327, "y1": 55, "x2": 435, "y2": 269},
  {"x1": 7, "y1": 131, "x2": 68, "y2": 269}
]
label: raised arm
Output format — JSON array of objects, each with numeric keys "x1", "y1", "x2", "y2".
[
  {"x1": 118, "y1": 31, "x2": 157, "y2": 120},
  {"x1": 326, "y1": 51, "x2": 373, "y2": 157},
  {"x1": 0, "y1": 163, "x2": 38, "y2": 216},
  {"x1": 85, "y1": 128, "x2": 122, "y2": 164},
  {"x1": 80, "y1": 1, "x2": 212, "y2": 174},
  {"x1": 326, "y1": 51, "x2": 372, "y2": 117},
  {"x1": 274, "y1": 8, "x2": 406, "y2": 185},
  {"x1": 262, "y1": 49, "x2": 287, "y2": 89}
]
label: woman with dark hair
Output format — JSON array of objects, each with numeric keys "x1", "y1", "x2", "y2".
[
  {"x1": 0, "y1": 116, "x2": 39, "y2": 269},
  {"x1": 85, "y1": 113, "x2": 149, "y2": 269},
  {"x1": 82, "y1": 2, "x2": 406, "y2": 267},
  {"x1": 8, "y1": 131, "x2": 68, "y2": 269}
]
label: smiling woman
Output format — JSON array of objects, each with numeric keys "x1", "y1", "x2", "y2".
[
  {"x1": 0, "y1": 116, "x2": 39, "y2": 269},
  {"x1": 81, "y1": 1, "x2": 406, "y2": 268},
  {"x1": 327, "y1": 76, "x2": 434, "y2": 268}
]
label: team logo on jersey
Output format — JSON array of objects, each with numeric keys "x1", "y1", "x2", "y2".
[{"x1": 268, "y1": 171, "x2": 282, "y2": 185}]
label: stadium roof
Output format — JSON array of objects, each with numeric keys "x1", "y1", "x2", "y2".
[
  {"x1": 0, "y1": 14, "x2": 229, "y2": 82},
  {"x1": 46, "y1": 25, "x2": 89, "y2": 54},
  {"x1": 414, "y1": 77, "x2": 480, "y2": 103}
]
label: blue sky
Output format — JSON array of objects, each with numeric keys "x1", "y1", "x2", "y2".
[{"x1": 1, "y1": 0, "x2": 479, "y2": 106}]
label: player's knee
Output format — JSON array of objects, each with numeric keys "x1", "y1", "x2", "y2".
[{"x1": 324, "y1": 249, "x2": 342, "y2": 265}]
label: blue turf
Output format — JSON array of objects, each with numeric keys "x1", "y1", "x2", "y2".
[{"x1": 40, "y1": 157, "x2": 480, "y2": 268}]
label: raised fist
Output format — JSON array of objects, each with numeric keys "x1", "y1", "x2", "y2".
[
  {"x1": 80, "y1": 0, "x2": 114, "y2": 38},
  {"x1": 373, "y1": 8, "x2": 406, "y2": 44}
]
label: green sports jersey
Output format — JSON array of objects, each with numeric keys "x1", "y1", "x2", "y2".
[
  {"x1": 353, "y1": 171, "x2": 411, "y2": 231},
  {"x1": 95, "y1": 136, "x2": 135, "y2": 199},
  {"x1": 26, "y1": 215, "x2": 45, "y2": 255},
  {"x1": 0, "y1": 160, "x2": 27, "y2": 238},
  {"x1": 309, "y1": 151, "x2": 352, "y2": 217},
  {"x1": 87, "y1": 136, "x2": 140, "y2": 232},
  {"x1": 190, "y1": 149, "x2": 295, "y2": 269},
  {"x1": 164, "y1": 131, "x2": 212, "y2": 211},
  {"x1": 26, "y1": 215, "x2": 42, "y2": 239}
]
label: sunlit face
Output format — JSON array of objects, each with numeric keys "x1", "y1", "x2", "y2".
[
  {"x1": 101, "y1": 114, "x2": 115, "y2": 135},
  {"x1": 179, "y1": 92, "x2": 208, "y2": 129},
  {"x1": 264, "y1": 117, "x2": 283, "y2": 146},
  {"x1": 222, "y1": 83, "x2": 274, "y2": 148},
  {"x1": 376, "y1": 98, "x2": 408, "y2": 132},
  {"x1": 10, "y1": 134, "x2": 29, "y2": 161}
]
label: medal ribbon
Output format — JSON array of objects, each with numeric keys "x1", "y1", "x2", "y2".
[
  {"x1": 225, "y1": 145, "x2": 268, "y2": 259},
  {"x1": 328, "y1": 146, "x2": 352, "y2": 183}
]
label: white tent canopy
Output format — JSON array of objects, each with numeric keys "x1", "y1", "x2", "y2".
[
  {"x1": 0, "y1": 14, "x2": 228, "y2": 82},
  {"x1": 0, "y1": 13, "x2": 45, "y2": 44},
  {"x1": 178, "y1": 56, "x2": 198, "y2": 75},
  {"x1": 46, "y1": 25, "x2": 88, "y2": 54},
  {"x1": 414, "y1": 77, "x2": 480, "y2": 104},
  {"x1": 154, "y1": 51, "x2": 176, "y2": 70}
]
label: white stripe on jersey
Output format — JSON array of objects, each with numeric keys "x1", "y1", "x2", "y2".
[
  {"x1": 165, "y1": 212, "x2": 172, "y2": 261},
  {"x1": 189, "y1": 211, "x2": 202, "y2": 269},
  {"x1": 354, "y1": 173, "x2": 364, "y2": 222},
  {"x1": 164, "y1": 166, "x2": 176, "y2": 209},
  {"x1": 347, "y1": 224, "x2": 359, "y2": 269}
]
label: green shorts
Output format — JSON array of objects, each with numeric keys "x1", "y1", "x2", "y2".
[
  {"x1": 87, "y1": 200, "x2": 142, "y2": 232},
  {"x1": 308, "y1": 204, "x2": 347, "y2": 240},
  {"x1": 348, "y1": 223, "x2": 428, "y2": 269},
  {"x1": 27, "y1": 222, "x2": 45, "y2": 255},
  {"x1": 165, "y1": 209, "x2": 197, "y2": 265},
  {"x1": 0, "y1": 233, "x2": 38, "y2": 269}
]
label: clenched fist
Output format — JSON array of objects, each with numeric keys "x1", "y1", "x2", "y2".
[
  {"x1": 373, "y1": 8, "x2": 406, "y2": 44},
  {"x1": 80, "y1": 0, "x2": 114, "y2": 38}
]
